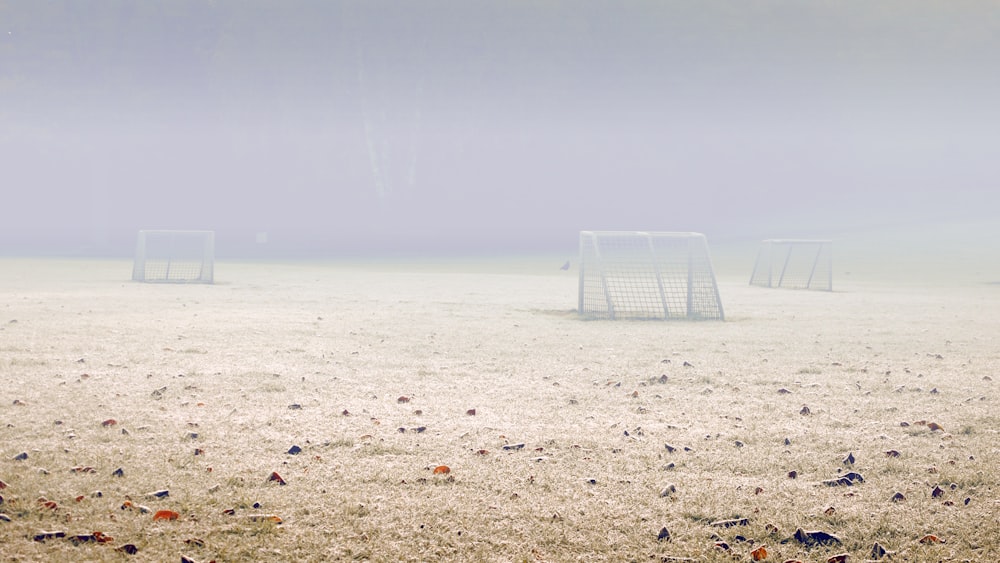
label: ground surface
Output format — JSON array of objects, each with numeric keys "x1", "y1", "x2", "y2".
[{"x1": 1, "y1": 245, "x2": 998, "y2": 562}]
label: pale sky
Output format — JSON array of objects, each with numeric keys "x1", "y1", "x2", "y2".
[{"x1": 2, "y1": 1, "x2": 998, "y2": 256}]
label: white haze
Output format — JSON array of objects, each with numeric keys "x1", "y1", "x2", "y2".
[{"x1": 1, "y1": 1, "x2": 998, "y2": 257}]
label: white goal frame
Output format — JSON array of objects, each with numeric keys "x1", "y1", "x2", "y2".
[
  {"x1": 749, "y1": 239, "x2": 832, "y2": 291},
  {"x1": 578, "y1": 231, "x2": 725, "y2": 321},
  {"x1": 132, "y1": 230, "x2": 215, "y2": 284}
]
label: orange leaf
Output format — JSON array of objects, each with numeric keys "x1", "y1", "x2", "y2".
[
  {"x1": 919, "y1": 534, "x2": 944, "y2": 544},
  {"x1": 152, "y1": 510, "x2": 179, "y2": 521},
  {"x1": 750, "y1": 545, "x2": 767, "y2": 561},
  {"x1": 927, "y1": 422, "x2": 943, "y2": 431},
  {"x1": 268, "y1": 471, "x2": 286, "y2": 485},
  {"x1": 432, "y1": 465, "x2": 451, "y2": 475},
  {"x1": 246, "y1": 514, "x2": 283, "y2": 523},
  {"x1": 101, "y1": 419, "x2": 117, "y2": 427}
]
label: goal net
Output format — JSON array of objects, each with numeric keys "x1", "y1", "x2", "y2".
[
  {"x1": 749, "y1": 239, "x2": 832, "y2": 291},
  {"x1": 578, "y1": 231, "x2": 725, "y2": 321},
  {"x1": 132, "y1": 230, "x2": 215, "y2": 284}
]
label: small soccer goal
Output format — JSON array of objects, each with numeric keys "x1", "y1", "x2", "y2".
[
  {"x1": 132, "y1": 230, "x2": 215, "y2": 284},
  {"x1": 578, "y1": 231, "x2": 725, "y2": 321},
  {"x1": 749, "y1": 239, "x2": 832, "y2": 291}
]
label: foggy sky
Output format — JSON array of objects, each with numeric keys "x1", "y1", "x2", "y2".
[{"x1": 2, "y1": 1, "x2": 999, "y2": 257}]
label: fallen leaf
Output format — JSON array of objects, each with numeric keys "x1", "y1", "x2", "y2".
[
  {"x1": 101, "y1": 419, "x2": 117, "y2": 427},
  {"x1": 433, "y1": 465, "x2": 451, "y2": 475},
  {"x1": 919, "y1": 534, "x2": 945, "y2": 544},
  {"x1": 152, "y1": 510, "x2": 179, "y2": 521},
  {"x1": 750, "y1": 545, "x2": 767, "y2": 560},
  {"x1": 246, "y1": 514, "x2": 282, "y2": 523},
  {"x1": 791, "y1": 528, "x2": 841, "y2": 546},
  {"x1": 267, "y1": 471, "x2": 286, "y2": 485}
]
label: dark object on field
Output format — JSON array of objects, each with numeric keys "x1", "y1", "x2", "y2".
[
  {"x1": 267, "y1": 471, "x2": 286, "y2": 485},
  {"x1": 13, "y1": 452, "x2": 27, "y2": 461},
  {"x1": 288, "y1": 403, "x2": 302, "y2": 410},
  {"x1": 891, "y1": 491, "x2": 906, "y2": 502},
  {"x1": 843, "y1": 452, "x2": 855, "y2": 465},
  {"x1": 560, "y1": 261, "x2": 570, "y2": 271},
  {"x1": 822, "y1": 471, "x2": 864, "y2": 487},
  {"x1": 112, "y1": 467, "x2": 125, "y2": 477},
  {"x1": 931, "y1": 485, "x2": 945, "y2": 498},
  {"x1": 710, "y1": 518, "x2": 749, "y2": 528},
  {"x1": 664, "y1": 443, "x2": 678, "y2": 453},
  {"x1": 799, "y1": 405, "x2": 811, "y2": 415},
  {"x1": 287, "y1": 445, "x2": 302, "y2": 455},
  {"x1": 466, "y1": 408, "x2": 476, "y2": 416},
  {"x1": 870, "y1": 541, "x2": 891, "y2": 559},
  {"x1": 33, "y1": 530, "x2": 66, "y2": 542},
  {"x1": 657, "y1": 526, "x2": 671, "y2": 541},
  {"x1": 502, "y1": 443, "x2": 525, "y2": 450},
  {"x1": 148, "y1": 489, "x2": 169, "y2": 499},
  {"x1": 885, "y1": 449, "x2": 900, "y2": 457},
  {"x1": 786, "y1": 527, "x2": 842, "y2": 546},
  {"x1": 116, "y1": 543, "x2": 139, "y2": 554}
]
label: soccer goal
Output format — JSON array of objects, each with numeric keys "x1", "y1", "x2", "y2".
[
  {"x1": 749, "y1": 239, "x2": 832, "y2": 291},
  {"x1": 578, "y1": 231, "x2": 725, "y2": 321},
  {"x1": 132, "y1": 230, "x2": 215, "y2": 284}
]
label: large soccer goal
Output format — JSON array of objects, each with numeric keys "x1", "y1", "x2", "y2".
[
  {"x1": 132, "y1": 230, "x2": 215, "y2": 284},
  {"x1": 578, "y1": 231, "x2": 725, "y2": 321},
  {"x1": 749, "y1": 239, "x2": 832, "y2": 291}
]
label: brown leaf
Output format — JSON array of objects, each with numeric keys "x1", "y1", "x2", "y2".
[{"x1": 152, "y1": 509, "x2": 179, "y2": 521}]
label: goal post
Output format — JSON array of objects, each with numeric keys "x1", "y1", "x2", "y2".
[
  {"x1": 749, "y1": 239, "x2": 832, "y2": 291},
  {"x1": 578, "y1": 231, "x2": 725, "y2": 321},
  {"x1": 132, "y1": 230, "x2": 215, "y2": 284}
]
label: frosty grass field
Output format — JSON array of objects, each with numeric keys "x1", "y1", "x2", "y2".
[{"x1": 1, "y1": 235, "x2": 998, "y2": 562}]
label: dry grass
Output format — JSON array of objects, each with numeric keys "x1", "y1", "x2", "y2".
[{"x1": 1, "y1": 255, "x2": 998, "y2": 562}]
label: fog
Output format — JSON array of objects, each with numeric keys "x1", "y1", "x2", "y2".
[{"x1": 2, "y1": 1, "x2": 998, "y2": 258}]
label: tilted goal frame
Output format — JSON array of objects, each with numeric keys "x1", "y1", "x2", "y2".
[
  {"x1": 132, "y1": 230, "x2": 215, "y2": 284},
  {"x1": 578, "y1": 231, "x2": 725, "y2": 321},
  {"x1": 749, "y1": 239, "x2": 832, "y2": 291}
]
